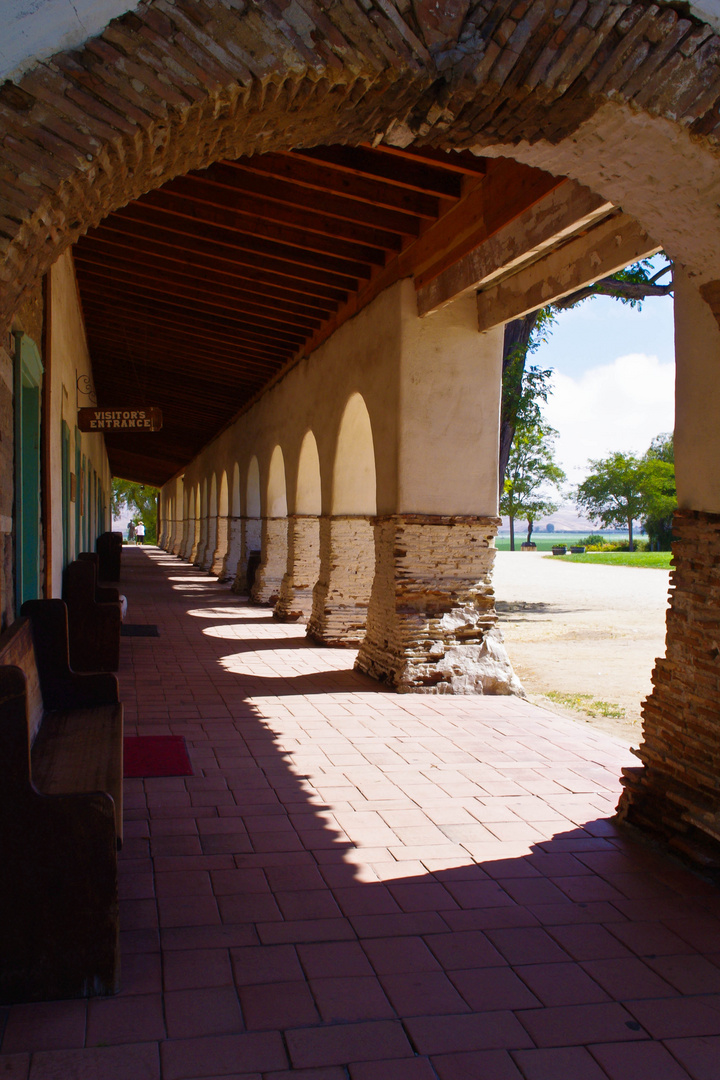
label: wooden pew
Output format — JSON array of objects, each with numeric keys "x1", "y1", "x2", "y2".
[
  {"x1": 0, "y1": 600, "x2": 123, "y2": 1003},
  {"x1": 96, "y1": 530, "x2": 122, "y2": 583},
  {"x1": 62, "y1": 559, "x2": 122, "y2": 672}
]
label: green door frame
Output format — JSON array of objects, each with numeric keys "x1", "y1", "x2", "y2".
[
  {"x1": 13, "y1": 332, "x2": 44, "y2": 610},
  {"x1": 61, "y1": 420, "x2": 71, "y2": 566}
]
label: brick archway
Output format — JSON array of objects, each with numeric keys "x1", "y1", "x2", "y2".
[{"x1": 2, "y1": 1, "x2": 720, "y2": 335}]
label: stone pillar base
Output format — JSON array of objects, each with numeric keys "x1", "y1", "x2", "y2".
[
  {"x1": 306, "y1": 516, "x2": 374, "y2": 646},
  {"x1": 211, "y1": 517, "x2": 229, "y2": 578},
  {"x1": 222, "y1": 518, "x2": 242, "y2": 583},
  {"x1": 251, "y1": 518, "x2": 288, "y2": 605},
  {"x1": 274, "y1": 515, "x2": 320, "y2": 622},
  {"x1": 617, "y1": 509, "x2": 720, "y2": 868},
  {"x1": 354, "y1": 515, "x2": 523, "y2": 695}
]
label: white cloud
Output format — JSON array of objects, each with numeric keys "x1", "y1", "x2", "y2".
[{"x1": 544, "y1": 352, "x2": 675, "y2": 484}]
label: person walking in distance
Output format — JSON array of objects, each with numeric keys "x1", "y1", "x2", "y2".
[{"x1": 135, "y1": 520, "x2": 145, "y2": 545}]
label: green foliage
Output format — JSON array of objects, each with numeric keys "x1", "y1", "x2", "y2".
[
  {"x1": 501, "y1": 369, "x2": 566, "y2": 548},
  {"x1": 575, "y1": 439, "x2": 676, "y2": 552},
  {"x1": 112, "y1": 479, "x2": 158, "y2": 543},
  {"x1": 549, "y1": 550, "x2": 672, "y2": 569},
  {"x1": 576, "y1": 451, "x2": 647, "y2": 548},
  {"x1": 580, "y1": 533, "x2": 605, "y2": 548},
  {"x1": 544, "y1": 691, "x2": 626, "y2": 719},
  {"x1": 643, "y1": 433, "x2": 676, "y2": 549}
]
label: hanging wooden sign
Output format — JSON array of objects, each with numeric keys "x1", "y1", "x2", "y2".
[{"x1": 77, "y1": 407, "x2": 163, "y2": 432}]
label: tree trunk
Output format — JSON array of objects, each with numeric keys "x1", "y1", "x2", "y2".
[
  {"x1": 499, "y1": 311, "x2": 541, "y2": 492},
  {"x1": 628, "y1": 517, "x2": 634, "y2": 552},
  {"x1": 509, "y1": 516, "x2": 515, "y2": 552}
]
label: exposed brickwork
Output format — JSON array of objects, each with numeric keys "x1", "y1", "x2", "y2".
[
  {"x1": 209, "y1": 516, "x2": 226, "y2": 575},
  {"x1": 251, "y1": 517, "x2": 287, "y2": 605},
  {"x1": 274, "y1": 514, "x2": 321, "y2": 623},
  {"x1": 356, "y1": 514, "x2": 521, "y2": 693},
  {"x1": 306, "y1": 515, "x2": 374, "y2": 646},
  {"x1": 221, "y1": 516, "x2": 242, "y2": 582},
  {"x1": 1, "y1": 2, "x2": 719, "y2": 340},
  {"x1": 617, "y1": 509, "x2": 720, "y2": 867},
  {"x1": 171, "y1": 517, "x2": 184, "y2": 556},
  {"x1": 193, "y1": 516, "x2": 210, "y2": 568},
  {"x1": 233, "y1": 517, "x2": 261, "y2": 595}
]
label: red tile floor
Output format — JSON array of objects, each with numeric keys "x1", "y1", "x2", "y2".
[{"x1": 3, "y1": 547, "x2": 720, "y2": 1079}]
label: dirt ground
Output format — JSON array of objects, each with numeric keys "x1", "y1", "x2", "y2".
[{"x1": 492, "y1": 550, "x2": 671, "y2": 747}]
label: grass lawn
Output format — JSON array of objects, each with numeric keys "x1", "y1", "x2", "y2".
[{"x1": 545, "y1": 551, "x2": 673, "y2": 569}]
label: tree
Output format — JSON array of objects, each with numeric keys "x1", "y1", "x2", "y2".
[
  {"x1": 499, "y1": 257, "x2": 673, "y2": 490},
  {"x1": 501, "y1": 370, "x2": 566, "y2": 550},
  {"x1": 112, "y1": 479, "x2": 158, "y2": 543},
  {"x1": 575, "y1": 452, "x2": 645, "y2": 550},
  {"x1": 642, "y1": 434, "x2": 676, "y2": 550}
]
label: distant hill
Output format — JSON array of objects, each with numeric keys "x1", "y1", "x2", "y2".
[{"x1": 498, "y1": 503, "x2": 643, "y2": 536}]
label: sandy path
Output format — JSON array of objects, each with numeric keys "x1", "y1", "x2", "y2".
[{"x1": 492, "y1": 550, "x2": 671, "y2": 744}]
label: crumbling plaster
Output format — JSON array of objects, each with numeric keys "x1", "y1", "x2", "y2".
[{"x1": 472, "y1": 102, "x2": 720, "y2": 289}]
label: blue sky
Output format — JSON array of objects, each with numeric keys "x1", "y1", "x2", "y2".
[{"x1": 533, "y1": 271, "x2": 675, "y2": 486}]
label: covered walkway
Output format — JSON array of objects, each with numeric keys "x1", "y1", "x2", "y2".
[{"x1": 2, "y1": 548, "x2": 720, "y2": 1080}]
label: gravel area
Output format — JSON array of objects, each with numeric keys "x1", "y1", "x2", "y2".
[{"x1": 493, "y1": 550, "x2": 671, "y2": 745}]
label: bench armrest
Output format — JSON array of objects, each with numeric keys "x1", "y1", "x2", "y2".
[{"x1": 20, "y1": 600, "x2": 120, "y2": 706}]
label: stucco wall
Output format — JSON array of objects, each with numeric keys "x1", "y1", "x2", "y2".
[
  {"x1": 48, "y1": 250, "x2": 112, "y2": 595},
  {"x1": 165, "y1": 279, "x2": 503, "y2": 527}
]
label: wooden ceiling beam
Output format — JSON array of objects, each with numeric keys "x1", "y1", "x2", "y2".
[
  {"x1": 137, "y1": 185, "x2": 390, "y2": 267},
  {"x1": 161, "y1": 173, "x2": 404, "y2": 252},
  {"x1": 78, "y1": 278, "x2": 311, "y2": 346},
  {"x1": 74, "y1": 238, "x2": 338, "y2": 316},
  {"x1": 86, "y1": 322, "x2": 287, "y2": 370},
  {"x1": 88, "y1": 221, "x2": 355, "y2": 301},
  {"x1": 111, "y1": 204, "x2": 372, "y2": 283},
  {"x1": 291, "y1": 146, "x2": 464, "y2": 198},
  {"x1": 93, "y1": 365, "x2": 264, "y2": 410},
  {"x1": 206, "y1": 158, "x2": 432, "y2": 225},
  {"x1": 367, "y1": 143, "x2": 488, "y2": 176},
  {"x1": 83, "y1": 311, "x2": 293, "y2": 366},
  {"x1": 74, "y1": 260, "x2": 324, "y2": 331}
]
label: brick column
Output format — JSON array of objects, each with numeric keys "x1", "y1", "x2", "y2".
[
  {"x1": 170, "y1": 515, "x2": 182, "y2": 556},
  {"x1": 191, "y1": 508, "x2": 205, "y2": 563},
  {"x1": 233, "y1": 517, "x2": 261, "y2": 594},
  {"x1": 618, "y1": 510, "x2": 720, "y2": 864},
  {"x1": 617, "y1": 272, "x2": 720, "y2": 865},
  {"x1": 250, "y1": 518, "x2": 287, "y2": 605},
  {"x1": 355, "y1": 514, "x2": 522, "y2": 693},
  {"x1": 306, "y1": 516, "x2": 375, "y2": 646},
  {"x1": 180, "y1": 516, "x2": 193, "y2": 561},
  {"x1": 222, "y1": 517, "x2": 242, "y2": 582},
  {"x1": 274, "y1": 515, "x2": 320, "y2": 622},
  {"x1": 210, "y1": 516, "x2": 228, "y2": 577}
]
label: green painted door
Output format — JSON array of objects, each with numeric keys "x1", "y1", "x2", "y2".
[
  {"x1": 13, "y1": 333, "x2": 44, "y2": 609},
  {"x1": 62, "y1": 421, "x2": 71, "y2": 565}
]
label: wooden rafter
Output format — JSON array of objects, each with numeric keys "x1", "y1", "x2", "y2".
[{"x1": 76, "y1": 147, "x2": 603, "y2": 485}]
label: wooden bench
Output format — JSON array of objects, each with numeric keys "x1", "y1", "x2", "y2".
[
  {"x1": 78, "y1": 552, "x2": 128, "y2": 619},
  {"x1": 62, "y1": 558, "x2": 122, "y2": 672},
  {"x1": 97, "y1": 530, "x2": 122, "y2": 583},
  {"x1": 0, "y1": 599, "x2": 123, "y2": 1003}
]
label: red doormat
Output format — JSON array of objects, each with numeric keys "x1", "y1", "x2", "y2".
[{"x1": 123, "y1": 736, "x2": 193, "y2": 778}]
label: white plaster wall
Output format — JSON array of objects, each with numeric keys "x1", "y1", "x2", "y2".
[
  {"x1": 478, "y1": 102, "x2": 720, "y2": 288},
  {"x1": 398, "y1": 282, "x2": 503, "y2": 516},
  {"x1": 49, "y1": 250, "x2": 111, "y2": 595},
  {"x1": 1, "y1": 0, "x2": 139, "y2": 83},
  {"x1": 164, "y1": 277, "x2": 504, "y2": 529},
  {"x1": 674, "y1": 267, "x2": 720, "y2": 514},
  {"x1": 173, "y1": 279, "x2": 403, "y2": 520}
]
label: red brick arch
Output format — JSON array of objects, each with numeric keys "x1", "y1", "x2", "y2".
[{"x1": 1, "y1": 0, "x2": 720, "y2": 333}]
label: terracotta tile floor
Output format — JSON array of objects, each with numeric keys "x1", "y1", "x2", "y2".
[{"x1": 3, "y1": 546, "x2": 720, "y2": 1080}]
